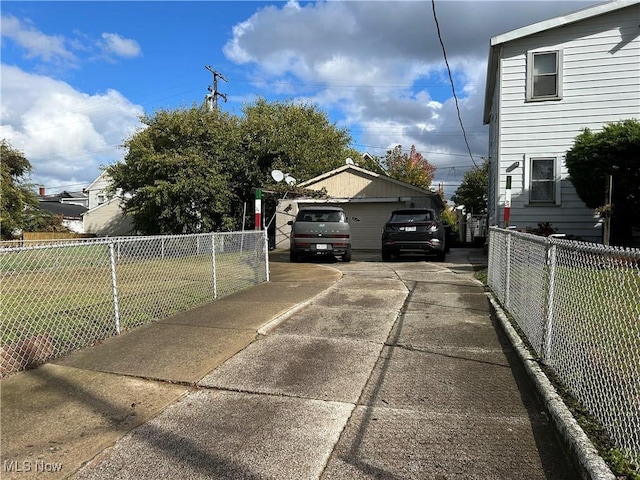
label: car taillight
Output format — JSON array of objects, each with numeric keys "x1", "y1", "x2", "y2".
[{"x1": 332, "y1": 234, "x2": 350, "y2": 239}]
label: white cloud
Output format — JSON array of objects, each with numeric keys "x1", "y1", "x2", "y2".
[
  {"x1": 0, "y1": 14, "x2": 78, "y2": 67},
  {"x1": 0, "y1": 65, "x2": 144, "y2": 191},
  {"x1": 100, "y1": 33, "x2": 142, "y2": 59},
  {"x1": 223, "y1": 0, "x2": 599, "y2": 198},
  {"x1": 0, "y1": 14, "x2": 142, "y2": 70}
]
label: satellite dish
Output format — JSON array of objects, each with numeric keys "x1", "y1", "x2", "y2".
[
  {"x1": 271, "y1": 170, "x2": 284, "y2": 182},
  {"x1": 285, "y1": 175, "x2": 297, "y2": 186},
  {"x1": 345, "y1": 158, "x2": 354, "y2": 165}
]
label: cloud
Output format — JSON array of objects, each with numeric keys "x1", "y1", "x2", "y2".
[
  {"x1": 1, "y1": 14, "x2": 142, "y2": 70},
  {"x1": 0, "y1": 65, "x2": 144, "y2": 191},
  {"x1": 0, "y1": 14, "x2": 78, "y2": 67},
  {"x1": 223, "y1": 0, "x2": 600, "y2": 197},
  {"x1": 99, "y1": 33, "x2": 142, "y2": 60}
]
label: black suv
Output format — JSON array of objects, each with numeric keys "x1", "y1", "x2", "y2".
[{"x1": 381, "y1": 208, "x2": 446, "y2": 261}]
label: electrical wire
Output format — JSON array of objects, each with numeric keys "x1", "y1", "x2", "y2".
[{"x1": 430, "y1": 0, "x2": 478, "y2": 169}]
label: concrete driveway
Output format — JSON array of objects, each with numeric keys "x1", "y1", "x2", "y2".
[{"x1": 67, "y1": 248, "x2": 580, "y2": 480}]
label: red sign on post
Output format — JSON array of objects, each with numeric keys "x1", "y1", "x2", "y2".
[
  {"x1": 504, "y1": 176, "x2": 512, "y2": 227},
  {"x1": 254, "y1": 188, "x2": 262, "y2": 230}
]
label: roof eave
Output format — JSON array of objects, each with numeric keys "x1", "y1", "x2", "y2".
[
  {"x1": 300, "y1": 164, "x2": 441, "y2": 198},
  {"x1": 490, "y1": 0, "x2": 638, "y2": 47},
  {"x1": 482, "y1": 44, "x2": 500, "y2": 125}
]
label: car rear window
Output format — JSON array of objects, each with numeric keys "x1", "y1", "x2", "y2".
[
  {"x1": 390, "y1": 211, "x2": 434, "y2": 222},
  {"x1": 297, "y1": 210, "x2": 346, "y2": 222}
]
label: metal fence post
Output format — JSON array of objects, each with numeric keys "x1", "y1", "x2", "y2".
[
  {"x1": 542, "y1": 239, "x2": 558, "y2": 361},
  {"x1": 211, "y1": 233, "x2": 218, "y2": 299},
  {"x1": 264, "y1": 230, "x2": 270, "y2": 282},
  {"x1": 108, "y1": 241, "x2": 121, "y2": 334}
]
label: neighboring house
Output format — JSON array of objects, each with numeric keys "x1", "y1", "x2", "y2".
[
  {"x1": 37, "y1": 189, "x2": 88, "y2": 233},
  {"x1": 82, "y1": 171, "x2": 134, "y2": 236},
  {"x1": 483, "y1": 0, "x2": 640, "y2": 242},
  {"x1": 275, "y1": 164, "x2": 445, "y2": 250},
  {"x1": 56, "y1": 191, "x2": 89, "y2": 208}
]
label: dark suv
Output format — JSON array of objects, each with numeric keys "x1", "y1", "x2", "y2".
[
  {"x1": 288, "y1": 206, "x2": 351, "y2": 262},
  {"x1": 381, "y1": 208, "x2": 446, "y2": 261}
]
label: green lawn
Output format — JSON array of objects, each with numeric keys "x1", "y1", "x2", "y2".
[{"x1": 1, "y1": 248, "x2": 266, "y2": 357}]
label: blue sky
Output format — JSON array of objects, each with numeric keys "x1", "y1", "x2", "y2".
[{"x1": 1, "y1": 0, "x2": 601, "y2": 200}]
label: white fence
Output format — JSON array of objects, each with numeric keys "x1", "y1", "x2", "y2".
[
  {"x1": 487, "y1": 227, "x2": 640, "y2": 465},
  {"x1": 1, "y1": 231, "x2": 268, "y2": 377}
]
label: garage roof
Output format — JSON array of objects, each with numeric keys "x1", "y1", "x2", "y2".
[{"x1": 299, "y1": 164, "x2": 445, "y2": 210}]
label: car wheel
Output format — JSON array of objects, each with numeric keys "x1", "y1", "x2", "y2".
[
  {"x1": 381, "y1": 249, "x2": 392, "y2": 261},
  {"x1": 435, "y1": 251, "x2": 446, "y2": 262},
  {"x1": 342, "y1": 250, "x2": 352, "y2": 262},
  {"x1": 290, "y1": 250, "x2": 298, "y2": 263}
]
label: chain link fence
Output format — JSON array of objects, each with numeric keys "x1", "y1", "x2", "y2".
[
  {"x1": 1, "y1": 231, "x2": 268, "y2": 377},
  {"x1": 488, "y1": 227, "x2": 640, "y2": 465}
]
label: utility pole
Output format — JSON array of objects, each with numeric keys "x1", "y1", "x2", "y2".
[{"x1": 204, "y1": 66, "x2": 227, "y2": 111}]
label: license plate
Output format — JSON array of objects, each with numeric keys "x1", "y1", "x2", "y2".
[
  {"x1": 316, "y1": 244, "x2": 329, "y2": 250},
  {"x1": 403, "y1": 226, "x2": 416, "y2": 232}
]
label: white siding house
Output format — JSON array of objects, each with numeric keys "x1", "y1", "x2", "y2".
[
  {"x1": 82, "y1": 171, "x2": 134, "y2": 236},
  {"x1": 483, "y1": 0, "x2": 640, "y2": 241}
]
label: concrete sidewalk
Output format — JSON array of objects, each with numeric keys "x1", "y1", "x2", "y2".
[
  {"x1": 0, "y1": 248, "x2": 611, "y2": 479},
  {"x1": 1, "y1": 259, "x2": 341, "y2": 479}
]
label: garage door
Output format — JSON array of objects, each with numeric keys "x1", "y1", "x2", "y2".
[{"x1": 341, "y1": 202, "x2": 404, "y2": 250}]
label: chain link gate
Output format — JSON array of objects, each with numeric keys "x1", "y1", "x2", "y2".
[
  {"x1": 488, "y1": 227, "x2": 640, "y2": 466},
  {"x1": 1, "y1": 231, "x2": 268, "y2": 377}
]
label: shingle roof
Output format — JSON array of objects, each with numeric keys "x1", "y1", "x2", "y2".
[{"x1": 37, "y1": 201, "x2": 88, "y2": 218}]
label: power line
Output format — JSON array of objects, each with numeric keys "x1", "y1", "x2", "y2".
[
  {"x1": 430, "y1": 0, "x2": 478, "y2": 168},
  {"x1": 352, "y1": 142, "x2": 484, "y2": 161}
]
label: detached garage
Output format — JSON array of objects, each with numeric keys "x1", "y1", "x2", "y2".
[{"x1": 274, "y1": 164, "x2": 444, "y2": 251}]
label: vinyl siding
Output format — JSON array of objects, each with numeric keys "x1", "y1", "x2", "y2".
[
  {"x1": 83, "y1": 199, "x2": 134, "y2": 236},
  {"x1": 493, "y1": 4, "x2": 640, "y2": 241},
  {"x1": 86, "y1": 173, "x2": 112, "y2": 210}
]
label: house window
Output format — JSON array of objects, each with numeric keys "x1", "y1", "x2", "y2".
[
  {"x1": 97, "y1": 194, "x2": 106, "y2": 205},
  {"x1": 525, "y1": 156, "x2": 561, "y2": 205},
  {"x1": 526, "y1": 51, "x2": 562, "y2": 101}
]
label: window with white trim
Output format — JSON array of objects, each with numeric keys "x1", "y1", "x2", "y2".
[
  {"x1": 526, "y1": 51, "x2": 562, "y2": 101},
  {"x1": 524, "y1": 156, "x2": 562, "y2": 205}
]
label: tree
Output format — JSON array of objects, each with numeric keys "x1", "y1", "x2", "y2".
[
  {"x1": 107, "y1": 107, "x2": 244, "y2": 234},
  {"x1": 0, "y1": 140, "x2": 39, "y2": 239},
  {"x1": 451, "y1": 158, "x2": 489, "y2": 215},
  {"x1": 108, "y1": 99, "x2": 360, "y2": 235},
  {"x1": 565, "y1": 119, "x2": 640, "y2": 246},
  {"x1": 384, "y1": 145, "x2": 436, "y2": 190},
  {"x1": 24, "y1": 212, "x2": 69, "y2": 234},
  {"x1": 239, "y1": 98, "x2": 356, "y2": 182}
]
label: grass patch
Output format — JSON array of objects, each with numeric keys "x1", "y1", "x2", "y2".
[
  {"x1": 1, "y1": 248, "x2": 266, "y2": 371},
  {"x1": 497, "y1": 299, "x2": 639, "y2": 480},
  {"x1": 541, "y1": 364, "x2": 640, "y2": 480},
  {"x1": 474, "y1": 267, "x2": 488, "y2": 285}
]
